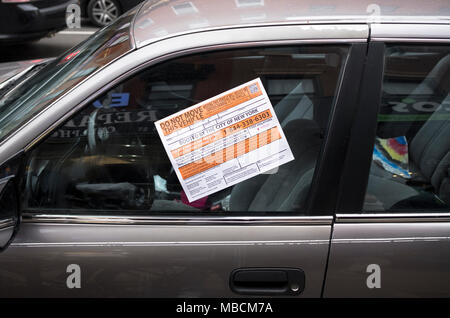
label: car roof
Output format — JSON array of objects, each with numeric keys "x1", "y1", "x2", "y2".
[{"x1": 132, "y1": 0, "x2": 450, "y2": 48}]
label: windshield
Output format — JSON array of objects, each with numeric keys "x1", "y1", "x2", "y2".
[{"x1": 0, "y1": 7, "x2": 138, "y2": 145}]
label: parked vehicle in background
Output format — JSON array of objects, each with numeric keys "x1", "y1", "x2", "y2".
[
  {"x1": 0, "y1": 0, "x2": 78, "y2": 44},
  {"x1": 81, "y1": 0, "x2": 144, "y2": 26}
]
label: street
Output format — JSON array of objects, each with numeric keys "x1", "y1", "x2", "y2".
[{"x1": 0, "y1": 26, "x2": 98, "y2": 63}]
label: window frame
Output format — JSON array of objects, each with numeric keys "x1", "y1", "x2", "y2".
[
  {"x1": 2, "y1": 37, "x2": 365, "y2": 220},
  {"x1": 336, "y1": 41, "x2": 386, "y2": 214}
]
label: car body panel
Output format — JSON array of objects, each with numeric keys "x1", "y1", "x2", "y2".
[
  {"x1": 324, "y1": 215, "x2": 450, "y2": 297},
  {"x1": 0, "y1": 219, "x2": 331, "y2": 297},
  {"x1": 322, "y1": 35, "x2": 450, "y2": 297}
]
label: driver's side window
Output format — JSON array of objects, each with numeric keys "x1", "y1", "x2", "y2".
[{"x1": 22, "y1": 45, "x2": 348, "y2": 214}]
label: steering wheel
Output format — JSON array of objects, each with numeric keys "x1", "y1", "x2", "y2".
[{"x1": 86, "y1": 101, "x2": 156, "y2": 210}]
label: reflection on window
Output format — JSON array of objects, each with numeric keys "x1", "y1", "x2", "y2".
[
  {"x1": 235, "y1": 0, "x2": 264, "y2": 7},
  {"x1": 364, "y1": 45, "x2": 450, "y2": 212},
  {"x1": 23, "y1": 46, "x2": 348, "y2": 215},
  {"x1": 239, "y1": 13, "x2": 267, "y2": 21},
  {"x1": 188, "y1": 18, "x2": 210, "y2": 29},
  {"x1": 172, "y1": 2, "x2": 198, "y2": 15}
]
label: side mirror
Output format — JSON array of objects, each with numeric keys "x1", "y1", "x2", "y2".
[{"x1": 0, "y1": 176, "x2": 19, "y2": 251}]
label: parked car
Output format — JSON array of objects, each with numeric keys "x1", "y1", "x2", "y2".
[
  {"x1": 0, "y1": 0, "x2": 449, "y2": 297},
  {"x1": 0, "y1": 0, "x2": 78, "y2": 44},
  {"x1": 80, "y1": 0, "x2": 144, "y2": 26}
]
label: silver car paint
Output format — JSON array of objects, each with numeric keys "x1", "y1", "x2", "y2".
[
  {"x1": 1, "y1": 221, "x2": 331, "y2": 297},
  {"x1": 321, "y1": 25, "x2": 450, "y2": 297},
  {"x1": 324, "y1": 215, "x2": 450, "y2": 297}
]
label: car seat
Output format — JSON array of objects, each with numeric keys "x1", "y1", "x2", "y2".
[
  {"x1": 229, "y1": 118, "x2": 322, "y2": 212},
  {"x1": 366, "y1": 93, "x2": 450, "y2": 210}
]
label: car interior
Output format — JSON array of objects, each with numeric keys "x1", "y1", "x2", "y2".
[
  {"x1": 364, "y1": 47, "x2": 450, "y2": 212},
  {"x1": 22, "y1": 46, "x2": 347, "y2": 214}
]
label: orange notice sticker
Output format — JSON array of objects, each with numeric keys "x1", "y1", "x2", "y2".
[{"x1": 155, "y1": 78, "x2": 294, "y2": 202}]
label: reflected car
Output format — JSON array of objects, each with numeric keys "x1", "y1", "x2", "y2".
[
  {"x1": 80, "y1": 0, "x2": 145, "y2": 27},
  {"x1": 0, "y1": 0, "x2": 78, "y2": 43},
  {"x1": 0, "y1": 0, "x2": 450, "y2": 298}
]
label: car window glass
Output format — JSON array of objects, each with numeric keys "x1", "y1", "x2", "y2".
[
  {"x1": 22, "y1": 45, "x2": 348, "y2": 215},
  {"x1": 0, "y1": 7, "x2": 137, "y2": 145},
  {"x1": 364, "y1": 45, "x2": 450, "y2": 212}
]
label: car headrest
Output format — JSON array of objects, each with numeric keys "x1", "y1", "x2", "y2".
[{"x1": 282, "y1": 119, "x2": 322, "y2": 158}]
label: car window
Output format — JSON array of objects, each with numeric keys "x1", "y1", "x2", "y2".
[
  {"x1": 364, "y1": 45, "x2": 450, "y2": 212},
  {"x1": 22, "y1": 45, "x2": 348, "y2": 215},
  {"x1": 0, "y1": 7, "x2": 137, "y2": 145}
]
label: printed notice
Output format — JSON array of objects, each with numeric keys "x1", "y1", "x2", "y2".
[{"x1": 155, "y1": 78, "x2": 295, "y2": 202}]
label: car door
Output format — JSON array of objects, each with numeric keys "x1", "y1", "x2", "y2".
[
  {"x1": 324, "y1": 24, "x2": 450, "y2": 297},
  {"x1": 0, "y1": 26, "x2": 367, "y2": 297}
]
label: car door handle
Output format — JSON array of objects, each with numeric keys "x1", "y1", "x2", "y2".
[{"x1": 230, "y1": 268, "x2": 305, "y2": 296}]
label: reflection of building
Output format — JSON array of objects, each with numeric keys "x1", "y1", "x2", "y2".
[
  {"x1": 378, "y1": 47, "x2": 450, "y2": 140},
  {"x1": 134, "y1": 0, "x2": 450, "y2": 46}
]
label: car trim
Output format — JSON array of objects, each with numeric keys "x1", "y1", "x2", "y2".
[
  {"x1": 372, "y1": 37, "x2": 450, "y2": 43},
  {"x1": 134, "y1": 21, "x2": 369, "y2": 48},
  {"x1": 371, "y1": 23, "x2": 450, "y2": 41},
  {"x1": 21, "y1": 213, "x2": 333, "y2": 226},
  {"x1": 10, "y1": 239, "x2": 330, "y2": 247},
  {"x1": 0, "y1": 65, "x2": 34, "y2": 88},
  {"x1": 131, "y1": 11, "x2": 450, "y2": 48},
  {"x1": 0, "y1": 218, "x2": 15, "y2": 230},
  {"x1": 336, "y1": 213, "x2": 450, "y2": 223},
  {"x1": 129, "y1": 2, "x2": 146, "y2": 49},
  {"x1": 334, "y1": 42, "x2": 385, "y2": 213},
  {"x1": 306, "y1": 43, "x2": 366, "y2": 215}
]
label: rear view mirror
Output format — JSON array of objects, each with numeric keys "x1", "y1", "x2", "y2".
[{"x1": 0, "y1": 176, "x2": 19, "y2": 251}]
